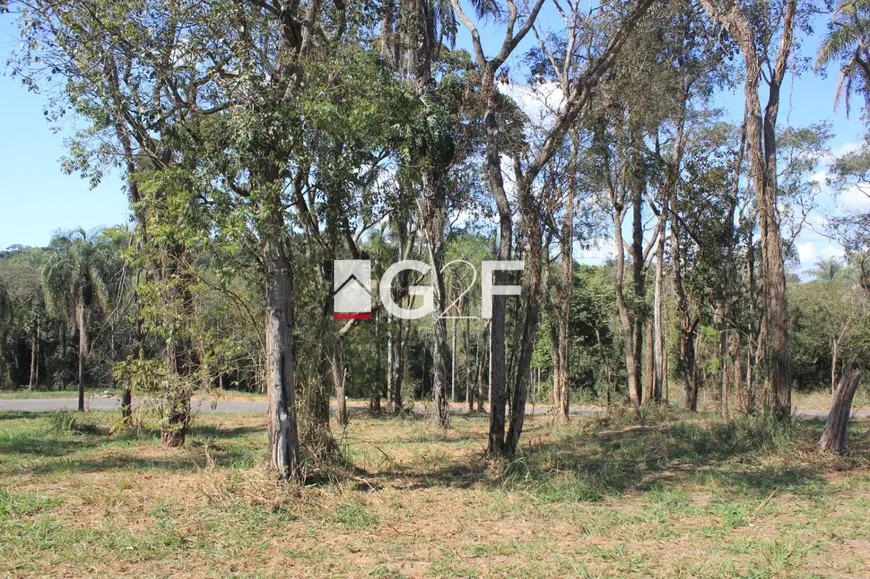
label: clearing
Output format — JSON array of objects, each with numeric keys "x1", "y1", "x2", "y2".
[{"x1": 1, "y1": 408, "x2": 869, "y2": 577}]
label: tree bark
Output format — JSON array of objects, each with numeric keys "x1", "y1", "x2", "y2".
[
  {"x1": 652, "y1": 233, "x2": 666, "y2": 404},
  {"x1": 477, "y1": 322, "x2": 488, "y2": 413},
  {"x1": 76, "y1": 291, "x2": 87, "y2": 412},
  {"x1": 819, "y1": 368, "x2": 863, "y2": 454},
  {"x1": 29, "y1": 316, "x2": 39, "y2": 390},
  {"x1": 630, "y1": 178, "x2": 645, "y2": 406},
  {"x1": 552, "y1": 135, "x2": 578, "y2": 422},
  {"x1": 484, "y1": 78, "x2": 513, "y2": 456},
  {"x1": 506, "y1": 179, "x2": 545, "y2": 458},
  {"x1": 451, "y1": 318, "x2": 457, "y2": 403},
  {"x1": 672, "y1": 223, "x2": 698, "y2": 411},
  {"x1": 613, "y1": 208, "x2": 640, "y2": 406},
  {"x1": 643, "y1": 318, "x2": 655, "y2": 405},
  {"x1": 263, "y1": 225, "x2": 301, "y2": 482}
]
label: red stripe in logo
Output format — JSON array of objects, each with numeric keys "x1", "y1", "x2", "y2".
[{"x1": 334, "y1": 313, "x2": 372, "y2": 320}]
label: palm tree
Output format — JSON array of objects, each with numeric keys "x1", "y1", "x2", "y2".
[
  {"x1": 42, "y1": 229, "x2": 112, "y2": 411},
  {"x1": 812, "y1": 256, "x2": 849, "y2": 282},
  {"x1": 816, "y1": 1, "x2": 870, "y2": 116}
]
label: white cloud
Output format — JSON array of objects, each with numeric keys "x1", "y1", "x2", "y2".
[
  {"x1": 822, "y1": 141, "x2": 863, "y2": 165},
  {"x1": 575, "y1": 238, "x2": 616, "y2": 265},
  {"x1": 498, "y1": 81, "x2": 564, "y2": 129},
  {"x1": 797, "y1": 241, "x2": 842, "y2": 267},
  {"x1": 839, "y1": 184, "x2": 870, "y2": 211}
]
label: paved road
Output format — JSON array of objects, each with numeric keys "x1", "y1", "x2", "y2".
[
  {"x1": 0, "y1": 397, "x2": 269, "y2": 414},
  {"x1": 0, "y1": 397, "x2": 864, "y2": 419}
]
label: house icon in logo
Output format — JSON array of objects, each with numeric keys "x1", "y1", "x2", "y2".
[{"x1": 333, "y1": 260, "x2": 372, "y2": 320}]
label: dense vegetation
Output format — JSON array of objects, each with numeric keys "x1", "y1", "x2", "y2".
[{"x1": 1, "y1": 0, "x2": 870, "y2": 484}]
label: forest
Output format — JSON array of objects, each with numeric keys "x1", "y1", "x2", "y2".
[{"x1": 2, "y1": 0, "x2": 870, "y2": 575}]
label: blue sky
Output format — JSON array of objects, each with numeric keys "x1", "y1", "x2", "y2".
[{"x1": 0, "y1": 7, "x2": 867, "y2": 273}]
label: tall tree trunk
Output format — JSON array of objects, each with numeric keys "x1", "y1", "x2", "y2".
[
  {"x1": 484, "y1": 83, "x2": 514, "y2": 456},
  {"x1": 831, "y1": 338, "x2": 841, "y2": 396},
  {"x1": 613, "y1": 210, "x2": 640, "y2": 406},
  {"x1": 76, "y1": 294, "x2": 87, "y2": 412},
  {"x1": 718, "y1": 309, "x2": 729, "y2": 417},
  {"x1": 548, "y1": 301, "x2": 562, "y2": 412},
  {"x1": 678, "y1": 319, "x2": 699, "y2": 411},
  {"x1": 506, "y1": 185, "x2": 544, "y2": 458},
  {"x1": 477, "y1": 322, "x2": 488, "y2": 413},
  {"x1": 332, "y1": 353, "x2": 348, "y2": 427},
  {"x1": 630, "y1": 180, "x2": 645, "y2": 406},
  {"x1": 465, "y1": 306, "x2": 473, "y2": 412},
  {"x1": 451, "y1": 318, "x2": 457, "y2": 403},
  {"x1": 643, "y1": 318, "x2": 655, "y2": 405},
  {"x1": 387, "y1": 322, "x2": 395, "y2": 414},
  {"x1": 29, "y1": 316, "x2": 39, "y2": 390},
  {"x1": 387, "y1": 218, "x2": 413, "y2": 415},
  {"x1": 671, "y1": 224, "x2": 698, "y2": 411},
  {"x1": 553, "y1": 136, "x2": 577, "y2": 422},
  {"x1": 652, "y1": 236, "x2": 666, "y2": 404},
  {"x1": 262, "y1": 225, "x2": 301, "y2": 482}
]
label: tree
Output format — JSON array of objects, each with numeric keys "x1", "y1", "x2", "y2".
[
  {"x1": 698, "y1": 0, "x2": 800, "y2": 420},
  {"x1": 42, "y1": 229, "x2": 113, "y2": 411},
  {"x1": 816, "y1": 0, "x2": 870, "y2": 116},
  {"x1": 812, "y1": 256, "x2": 849, "y2": 282}
]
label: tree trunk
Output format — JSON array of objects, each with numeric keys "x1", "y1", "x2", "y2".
[
  {"x1": 76, "y1": 296, "x2": 87, "y2": 412},
  {"x1": 671, "y1": 223, "x2": 698, "y2": 411},
  {"x1": 631, "y1": 180, "x2": 646, "y2": 407},
  {"x1": 643, "y1": 318, "x2": 655, "y2": 406},
  {"x1": 465, "y1": 311, "x2": 473, "y2": 412},
  {"x1": 679, "y1": 320, "x2": 699, "y2": 411},
  {"x1": 451, "y1": 318, "x2": 457, "y2": 403},
  {"x1": 29, "y1": 316, "x2": 39, "y2": 390},
  {"x1": 421, "y1": 186, "x2": 450, "y2": 428},
  {"x1": 831, "y1": 338, "x2": 841, "y2": 396},
  {"x1": 484, "y1": 82, "x2": 514, "y2": 456},
  {"x1": 387, "y1": 322, "x2": 395, "y2": 414},
  {"x1": 652, "y1": 233, "x2": 666, "y2": 404},
  {"x1": 263, "y1": 229, "x2": 301, "y2": 482},
  {"x1": 553, "y1": 136, "x2": 577, "y2": 422},
  {"x1": 613, "y1": 210, "x2": 640, "y2": 407},
  {"x1": 477, "y1": 322, "x2": 488, "y2": 413},
  {"x1": 333, "y1": 358, "x2": 348, "y2": 427},
  {"x1": 121, "y1": 388, "x2": 132, "y2": 423},
  {"x1": 819, "y1": 368, "x2": 863, "y2": 454},
  {"x1": 372, "y1": 311, "x2": 382, "y2": 413},
  {"x1": 505, "y1": 174, "x2": 546, "y2": 458}
]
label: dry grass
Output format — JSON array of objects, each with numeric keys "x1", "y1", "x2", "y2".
[{"x1": 2, "y1": 407, "x2": 870, "y2": 577}]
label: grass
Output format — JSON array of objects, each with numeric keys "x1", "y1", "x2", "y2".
[
  {"x1": 0, "y1": 388, "x2": 268, "y2": 402},
  {"x1": 793, "y1": 388, "x2": 870, "y2": 412},
  {"x1": 1, "y1": 407, "x2": 870, "y2": 577},
  {"x1": 0, "y1": 389, "x2": 104, "y2": 399}
]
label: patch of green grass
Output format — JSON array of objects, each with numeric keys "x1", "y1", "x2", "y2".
[
  {"x1": 333, "y1": 497, "x2": 379, "y2": 529},
  {"x1": 0, "y1": 490, "x2": 63, "y2": 519},
  {"x1": 368, "y1": 566, "x2": 408, "y2": 578}
]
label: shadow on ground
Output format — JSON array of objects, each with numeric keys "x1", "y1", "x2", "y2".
[{"x1": 373, "y1": 413, "x2": 868, "y2": 500}]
